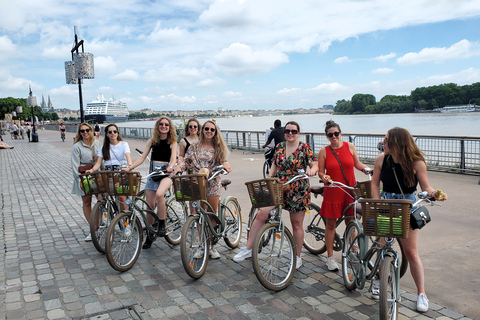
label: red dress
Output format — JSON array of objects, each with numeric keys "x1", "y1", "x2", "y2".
[{"x1": 321, "y1": 142, "x2": 356, "y2": 219}]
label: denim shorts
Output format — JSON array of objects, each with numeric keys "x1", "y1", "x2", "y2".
[
  {"x1": 381, "y1": 191, "x2": 417, "y2": 211},
  {"x1": 145, "y1": 163, "x2": 168, "y2": 191}
]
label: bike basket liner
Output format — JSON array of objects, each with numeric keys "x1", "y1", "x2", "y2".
[
  {"x1": 172, "y1": 174, "x2": 208, "y2": 201},
  {"x1": 354, "y1": 180, "x2": 372, "y2": 198},
  {"x1": 79, "y1": 171, "x2": 108, "y2": 195},
  {"x1": 104, "y1": 171, "x2": 142, "y2": 196},
  {"x1": 360, "y1": 199, "x2": 412, "y2": 239},
  {"x1": 245, "y1": 178, "x2": 283, "y2": 208}
]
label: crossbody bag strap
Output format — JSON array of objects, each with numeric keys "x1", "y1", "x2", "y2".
[
  {"x1": 328, "y1": 145, "x2": 351, "y2": 187},
  {"x1": 390, "y1": 158, "x2": 406, "y2": 200}
]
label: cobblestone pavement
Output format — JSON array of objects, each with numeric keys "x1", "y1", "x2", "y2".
[{"x1": 0, "y1": 136, "x2": 473, "y2": 320}]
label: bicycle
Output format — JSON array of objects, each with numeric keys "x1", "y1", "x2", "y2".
[
  {"x1": 177, "y1": 166, "x2": 242, "y2": 279},
  {"x1": 262, "y1": 146, "x2": 274, "y2": 178},
  {"x1": 303, "y1": 173, "x2": 409, "y2": 278},
  {"x1": 342, "y1": 193, "x2": 440, "y2": 320},
  {"x1": 104, "y1": 169, "x2": 188, "y2": 272},
  {"x1": 244, "y1": 170, "x2": 310, "y2": 291}
]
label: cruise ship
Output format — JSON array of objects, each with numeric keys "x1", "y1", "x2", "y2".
[
  {"x1": 85, "y1": 93, "x2": 129, "y2": 123},
  {"x1": 440, "y1": 104, "x2": 476, "y2": 113}
]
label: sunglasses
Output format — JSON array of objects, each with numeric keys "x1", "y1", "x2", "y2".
[
  {"x1": 108, "y1": 130, "x2": 118, "y2": 134},
  {"x1": 159, "y1": 123, "x2": 170, "y2": 127},
  {"x1": 284, "y1": 129, "x2": 298, "y2": 135},
  {"x1": 204, "y1": 127, "x2": 216, "y2": 132},
  {"x1": 189, "y1": 125, "x2": 197, "y2": 129},
  {"x1": 326, "y1": 131, "x2": 340, "y2": 138},
  {"x1": 80, "y1": 129, "x2": 91, "y2": 133}
]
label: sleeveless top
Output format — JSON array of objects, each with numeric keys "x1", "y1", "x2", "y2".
[
  {"x1": 380, "y1": 155, "x2": 418, "y2": 194},
  {"x1": 183, "y1": 137, "x2": 191, "y2": 155},
  {"x1": 151, "y1": 139, "x2": 171, "y2": 162}
]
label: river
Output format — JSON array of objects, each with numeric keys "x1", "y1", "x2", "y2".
[{"x1": 116, "y1": 112, "x2": 480, "y2": 137}]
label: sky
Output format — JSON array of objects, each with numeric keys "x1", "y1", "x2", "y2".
[{"x1": 1, "y1": 0, "x2": 480, "y2": 112}]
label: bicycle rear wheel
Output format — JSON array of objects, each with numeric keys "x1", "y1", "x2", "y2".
[
  {"x1": 90, "y1": 199, "x2": 115, "y2": 254},
  {"x1": 262, "y1": 161, "x2": 270, "y2": 179},
  {"x1": 105, "y1": 211, "x2": 143, "y2": 272},
  {"x1": 342, "y1": 221, "x2": 364, "y2": 290},
  {"x1": 303, "y1": 202, "x2": 326, "y2": 254},
  {"x1": 164, "y1": 197, "x2": 187, "y2": 245},
  {"x1": 180, "y1": 215, "x2": 209, "y2": 279},
  {"x1": 223, "y1": 197, "x2": 242, "y2": 248},
  {"x1": 252, "y1": 222, "x2": 296, "y2": 291},
  {"x1": 379, "y1": 255, "x2": 398, "y2": 320}
]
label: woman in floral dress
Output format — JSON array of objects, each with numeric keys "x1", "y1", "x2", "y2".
[{"x1": 233, "y1": 121, "x2": 318, "y2": 268}]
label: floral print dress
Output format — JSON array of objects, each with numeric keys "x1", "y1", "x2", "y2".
[{"x1": 274, "y1": 141, "x2": 317, "y2": 213}]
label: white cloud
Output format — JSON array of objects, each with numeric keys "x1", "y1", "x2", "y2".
[
  {"x1": 196, "y1": 77, "x2": 226, "y2": 87},
  {"x1": 278, "y1": 88, "x2": 301, "y2": 94},
  {"x1": 143, "y1": 66, "x2": 204, "y2": 83},
  {"x1": 307, "y1": 82, "x2": 347, "y2": 92},
  {"x1": 111, "y1": 69, "x2": 141, "y2": 81},
  {"x1": 223, "y1": 91, "x2": 242, "y2": 97},
  {"x1": 0, "y1": 36, "x2": 16, "y2": 61},
  {"x1": 42, "y1": 44, "x2": 72, "y2": 59},
  {"x1": 199, "y1": 0, "x2": 253, "y2": 27},
  {"x1": 147, "y1": 21, "x2": 187, "y2": 42},
  {"x1": 140, "y1": 96, "x2": 153, "y2": 103},
  {"x1": 214, "y1": 43, "x2": 288, "y2": 77},
  {"x1": 334, "y1": 56, "x2": 350, "y2": 63},
  {"x1": 159, "y1": 93, "x2": 196, "y2": 103},
  {"x1": 397, "y1": 39, "x2": 480, "y2": 65},
  {"x1": 374, "y1": 52, "x2": 396, "y2": 62},
  {"x1": 95, "y1": 56, "x2": 117, "y2": 76},
  {"x1": 372, "y1": 68, "x2": 394, "y2": 74}
]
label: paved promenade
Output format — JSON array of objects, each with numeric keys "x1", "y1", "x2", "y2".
[{"x1": 1, "y1": 130, "x2": 478, "y2": 320}]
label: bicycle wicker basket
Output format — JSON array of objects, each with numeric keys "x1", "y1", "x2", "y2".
[
  {"x1": 103, "y1": 171, "x2": 142, "y2": 196},
  {"x1": 360, "y1": 199, "x2": 412, "y2": 239},
  {"x1": 245, "y1": 178, "x2": 283, "y2": 208},
  {"x1": 172, "y1": 174, "x2": 208, "y2": 201},
  {"x1": 354, "y1": 180, "x2": 372, "y2": 198},
  {"x1": 79, "y1": 171, "x2": 108, "y2": 195}
]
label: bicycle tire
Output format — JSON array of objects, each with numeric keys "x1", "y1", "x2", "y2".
[
  {"x1": 223, "y1": 197, "x2": 242, "y2": 248},
  {"x1": 342, "y1": 221, "x2": 364, "y2": 291},
  {"x1": 366, "y1": 238, "x2": 409, "y2": 280},
  {"x1": 262, "y1": 161, "x2": 270, "y2": 179},
  {"x1": 90, "y1": 199, "x2": 112, "y2": 254},
  {"x1": 379, "y1": 255, "x2": 398, "y2": 320},
  {"x1": 251, "y1": 222, "x2": 296, "y2": 291},
  {"x1": 303, "y1": 202, "x2": 327, "y2": 254},
  {"x1": 105, "y1": 211, "x2": 143, "y2": 272},
  {"x1": 164, "y1": 197, "x2": 187, "y2": 245},
  {"x1": 180, "y1": 215, "x2": 209, "y2": 279}
]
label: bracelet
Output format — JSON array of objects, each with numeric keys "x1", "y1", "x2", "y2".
[{"x1": 430, "y1": 190, "x2": 436, "y2": 198}]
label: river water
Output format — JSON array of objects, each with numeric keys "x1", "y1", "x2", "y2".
[{"x1": 116, "y1": 112, "x2": 480, "y2": 137}]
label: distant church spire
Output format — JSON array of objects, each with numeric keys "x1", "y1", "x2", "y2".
[{"x1": 41, "y1": 95, "x2": 46, "y2": 109}]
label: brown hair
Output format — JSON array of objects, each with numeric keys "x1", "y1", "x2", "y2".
[
  {"x1": 200, "y1": 120, "x2": 229, "y2": 165},
  {"x1": 324, "y1": 120, "x2": 340, "y2": 134},
  {"x1": 184, "y1": 118, "x2": 201, "y2": 137},
  {"x1": 152, "y1": 116, "x2": 177, "y2": 145},
  {"x1": 102, "y1": 124, "x2": 123, "y2": 160},
  {"x1": 387, "y1": 127, "x2": 425, "y2": 187},
  {"x1": 285, "y1": 120, "x2": 300, "y2": 132}
]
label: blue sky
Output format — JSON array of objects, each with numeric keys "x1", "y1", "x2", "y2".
[{"x1": 1, "y1": 0, "x2": 480, "y2": 111}]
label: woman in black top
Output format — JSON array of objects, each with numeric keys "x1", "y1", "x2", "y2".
[
  {"x1": 126, "y1": 117, "x2": 177, "y2": 249},
  {"x1": 177, "y1": 118, "x2": 200, "y2": 168},
  {"x1": 371, "y1": 127, "x2": 447, "y2": 312}
]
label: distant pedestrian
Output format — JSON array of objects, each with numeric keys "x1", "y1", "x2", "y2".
[
  {"x1": 94, "y1": 122, "x2": 100, "y2": 139},
  {"x1": 11, "y1": 123, "x2": 19, "y2": 139},
  {"x1": 19, "y1": 125, "x2": 25, "y2": 139},
  {"x1": 26, "y1": 127, "x2": 31, "y2": 142}
]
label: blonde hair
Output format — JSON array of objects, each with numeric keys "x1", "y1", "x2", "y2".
[
  {"x1": 73, "y1": 122, "x2": 94, "y2": 144},
  {"x1": 200, "y1": 120, "x2": 229, "y2": 165},
  {"x1": 152, "y1": 117, "x2": 177, "y2": 145},
  {"x1": 387, "y1": 127, "x2": 425, "y2": 187}
]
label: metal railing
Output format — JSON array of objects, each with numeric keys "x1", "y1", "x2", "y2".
[{"x1": 41, "y1": 125, "x2": 480, "y2": 175}]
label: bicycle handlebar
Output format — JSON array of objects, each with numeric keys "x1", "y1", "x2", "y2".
[
  {"x1": 414, "y1": 191, "x2": 442, "y2": 207},
  {"x1": 209, "y1": 165, "x2": 228, "y2": 181}
]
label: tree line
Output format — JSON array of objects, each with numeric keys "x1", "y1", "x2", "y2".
[
  {"x1": 334, "y1": 82, "x2": 480, "y2": 114},
  {"x1": 0, "y1": 97, "x2": 59, "y2": 122}
]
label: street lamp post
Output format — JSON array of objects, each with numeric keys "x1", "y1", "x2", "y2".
[{"x1": 65, "y1": 26, "x2": 94, "y2": 123}]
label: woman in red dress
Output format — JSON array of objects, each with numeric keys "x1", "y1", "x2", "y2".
[{"x1": 318, "y1": 120, "x2": 370, "y2": 271}]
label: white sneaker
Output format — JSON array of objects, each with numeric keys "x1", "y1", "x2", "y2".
[
  {"x1": 371, "y1": 281, "x2": 380, "y2": 300},
  {"x1": 210, "y1": 248, "x2": 220, "y2": 259},
  {"x1": 417, "y1": 293, "x2": 429, "y2": 312},
  {"x1": 296, "y1": 256, "x2": 303, "y2": 269},
  {"x1": 326, "y1": 256, "x2": 339, "y2": 271},
  {"x1": 193, "y1": 249, "x2": 204, "y2": 259},
  {"x1": 84, "y1": 233, "x2": 92, "y2": 242},
  {"x1": 233, "y1": 247, "x2": 252, "y2": 262}
]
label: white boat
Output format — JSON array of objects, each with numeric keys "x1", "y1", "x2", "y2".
[
  {"x1": 440, "y1": 105, "x2": 476, "y2": 113},
  {"x1": 85, "y1": 93, "x2": 129, "y2": 123}
]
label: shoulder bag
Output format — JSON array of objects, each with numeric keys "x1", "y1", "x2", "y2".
[
  {"x1": 391, "y1": 161, "x2": 431, "y2": 230},
  {"x1": 328, "y1": 145, "x2": 357, "y2": 197}
]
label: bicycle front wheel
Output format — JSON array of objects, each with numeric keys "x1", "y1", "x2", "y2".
[
  {"x1": 379, "y1": 255, "x2": 399, "y2": 320},
  {"x1": 180, "y1": 215, "x2": 209, "y2": 279},
  {"x1": 252, "y1": 222, "x2": 296, "y2": 291},
  {"x1": 262, "y1": 161, "x2": 270, "y2": 179},
  {"x1": 105, "y1": 211, "x2": 143, "y2": 272},
  {"x1": 342, "y1": 221, "x2": 364, "y2": 290},
  {"x1": 164, "y1": 197, "x2": 187, "y2": 245},
  {"x1": 223, "y1": 197, "x2": 242, "y2": 248},
  {"x1": 303, "y1": 202, "x2": 326, "y2": 254}
]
